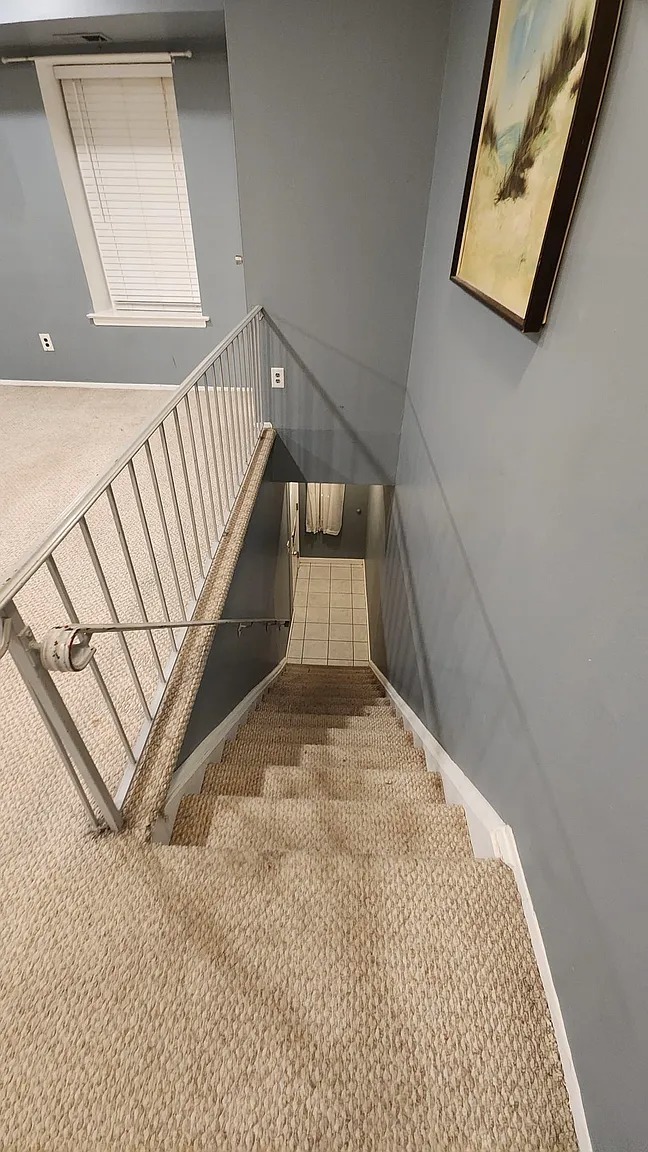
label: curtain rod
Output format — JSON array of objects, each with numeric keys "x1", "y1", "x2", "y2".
[{"x1": 1, "y1": 50, "x2": 192, "y2": 65}]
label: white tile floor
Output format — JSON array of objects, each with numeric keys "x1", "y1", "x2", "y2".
[{"x1": 287, "y1": 558, "x2": 369, "y2": 666}]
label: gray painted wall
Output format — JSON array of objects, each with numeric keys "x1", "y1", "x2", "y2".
[
  {"x1": 364, "y1": 485, "x2": 392, "y2": 675},
  {"x1": 0, "y1": 50, "x2": 245, "y2": 383},
  {"x1": 225, "y1": 0, "x2": 450, "y2": 484},
  {"x1": 383, "y1": 1, "x2": 648, "y2": 1148},
  {"x1": 298, "y1": 484, "x2": 368, "y2": 561},
  {"x1": 178, "y1": 451, "x2": 290, "y2": 763},
  {"x1": 0, "y1": 2, "x2": 221, "y2": 23}
]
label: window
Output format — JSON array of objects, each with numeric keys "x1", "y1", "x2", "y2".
[{"x1": 36, "y1": 54, "x2": 208, "y2": 327}]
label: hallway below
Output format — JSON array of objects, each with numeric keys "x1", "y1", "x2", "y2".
[{"x1": 287, "y1": 558, "x2": 369, "y2": 666}]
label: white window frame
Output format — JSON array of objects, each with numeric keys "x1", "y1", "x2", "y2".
[{"x1": 35, "y1": 53, "x2": 209, "y2": 328}]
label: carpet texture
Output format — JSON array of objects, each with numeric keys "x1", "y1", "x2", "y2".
[
  {"x1": 0, "y1": 400, "x2": 578, "y2": 1149},
  {"x1": 163, "y1": 664, "x2": 578, "y2": 1150},
  {"x1": 0, "y1": 654, "x2": 578, "y2": 1147}
]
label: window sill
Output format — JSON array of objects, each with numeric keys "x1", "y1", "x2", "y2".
[{"x1": 88, "y1": 312, "x2": 210, "y2": 328}]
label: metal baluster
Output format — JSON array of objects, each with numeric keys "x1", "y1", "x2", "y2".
[
  {"x1": 46, "y1": 554, "x2": 137, "y2": 762},
  {"x1": 239, "y1": 330, "x2": 254, "y2": 460},
  {"x1": 201, "y1": 369, "x2": 226, "y2": 536},
  {"x1": 242, "y1": 323, "x2": 256, "y2": 450},
  {"x1": 251, "y1": 312, "x2": 263, "y2": 432},
  {"x1": 144, "y1": 440, "x2": 185, "y2": 619},
  {"x1": 127, "y1": 459, "x2": 177, "y2": 653},
  {"x1": 6, "y1": 601, "x2": 122, "y2": 831},
  {"x1": 260, "y1": 314, "x2": 269, "y2": 426},
  {"x1": 106, "y1": 484, "x2": 164, "y2": 680},
  {"x1": 172, "y1": 408, "x2": 205, "y2": 581},
  {"x1": 229, "y1": 336, "x2": 244, "y2": 474},
  {"x1": 215, "y1": 358, "x2": 236, "y2": 510},
  {"x1": 183, "y1": 393, "x2": 212, "y2": 558},
  {"x1": 79, "y1": 516, "x2": 152, "y2": 720},
  {"x1": 192, "y1": 380, "x2": 219, "y2": 545},
  {"x1": 223, "y1": 336, "x2": 240, "y2": 481},
  {"x1": 159, "y1": 423, "x2": 195, "y2": 603},
  {"x1": 31, "y1": 689, "x2": 102, "y2": 829},
  {"x1": 224, "y1": 344, "x2": 243, "y2": 488},
  {"x1": 257, "y1": 313, "x2": 269, "y2": 428},
  {"x1": 234, "y1": 332, "x2": 250, "y2": 462}
]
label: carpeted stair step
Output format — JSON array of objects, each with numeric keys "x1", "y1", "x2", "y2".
[
  {"x1": 223, "y1": 740, "x2": 427, "y2": 771},
  {"x1": 231, "y1": 724, "x2": 414, "y2": 752},
  {"x1": 271, "y1": 669, "x2": 383, "y2": 696},
  {"x1": 172, "y1": 795, "x2": 471, "y2": 854},
  {"x1": 197, "y1": 743, "x2": 430, "y2": 798},
  {"x1": 257, "y1": 696, "x2": 392, "y2": 717},
  {"x1": 145, "y1": 850, "x2": 575, "y2": 1149},
  {"x1": 267, "y1": 685, "x2": 386, "y2": 706},
  {"x1": 279, "y1": 665, "x2": 377, "y2": 681},
  {"x1": 243, "y1": 710, "x2": 405, "y2": 734},
  {"x1": 261, "y1": 764, "x2": 445, "y2": 803}
]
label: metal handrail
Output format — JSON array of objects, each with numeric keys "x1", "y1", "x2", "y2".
[
  {"x1": 40, "y1": 617, "x2": 290, "y2": 636},
  {"x1": 1, "y1": 305, "x2": 271, "y2": 833},
  {"x1": 0, "y1": 305, "x2": 263, "y2": 611}
]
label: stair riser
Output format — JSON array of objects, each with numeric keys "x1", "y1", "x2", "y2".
[
  {"x1": 173, "y1": 796, "x2": 472, "y2": 856},
  {"x1": 280, "y1": 666, "x2": 377, "y2": 677},
  {"x1": 258, "y1": 700, "x2": 391, "y2": 716},
  {"x1": 223, "y1": 745, "x2": 426, "y2": 770},
  {"x1": 233, "y1": 727, "x2": 412, "y2": 746},
  {"x1": 267, "y1": 688, "x2": 385, "y2": 702},
  {"x1": 246, "y1": 712, "x2": 403, "y2": 732},
  {"x1": 198, "y1": 761, "x2": 434, "y2": 800},
  {"x1": 262, "y1": 768, "x2": 444, "y2": 803}
]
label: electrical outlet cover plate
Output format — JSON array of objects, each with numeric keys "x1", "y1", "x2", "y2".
[
  {"x1": 271, "y1": 367, "x2": 285, "y2": 389},
  {"x1": 39, "y1": 333, "x2": 54, "y2": 351}
]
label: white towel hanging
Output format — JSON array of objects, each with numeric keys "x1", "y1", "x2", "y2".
[{"x1": 305, "y1": 484, "x2": 345, "y2": 535}]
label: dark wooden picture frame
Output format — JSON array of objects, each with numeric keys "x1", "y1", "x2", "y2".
[{"x1": 450, "y1": 0, "x2": 624, "y2": 333}]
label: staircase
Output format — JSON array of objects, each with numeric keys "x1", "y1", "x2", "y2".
[{"x1": 169, "y1": 663, "x2": 577, "y2": 1150}]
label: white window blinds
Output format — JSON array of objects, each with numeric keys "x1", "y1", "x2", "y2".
[{"x1": 56, "y1": 63, "x2": 202, "y2": 317}]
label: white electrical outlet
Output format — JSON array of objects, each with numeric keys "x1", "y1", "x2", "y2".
[
  {"x1": 271, "y1": 366, "x2": 285, "y2": 389},
  {"x1": 39, "y1": 333, "x2": 55, "y2": 351}
]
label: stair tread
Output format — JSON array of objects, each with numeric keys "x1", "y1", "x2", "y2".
[
  {"x1": 143, "y1": 850, "x2": 574, "y2": 1149},
  {"x1": 200, "y1": 752, "x2": 430, "y2": 798},
  {"x1": 245, "y1": 710, "x2": 405, "y2": 731},
  {"x1": 229, "y1": 725, "x2": 413, "y2": 748},
  {"x1": 258, "y1": 698, "x2": 391, "y2": 715},
  {"x1": 223, "y1": 741, "x2": 427, "y2": 770},
  {"x1": 268, "y1": 687, "x2": 386, "y2": 702},
  {"x1": 262, "y1": 765, "x2": 444, "y2": 802},
  {"x1": 172, "y1": 795, "x2": 471, "y2": 855}
]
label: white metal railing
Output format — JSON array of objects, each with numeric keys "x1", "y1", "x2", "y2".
[{"x1": 0, "y1": 306, "x2": 271, "y2": 832}]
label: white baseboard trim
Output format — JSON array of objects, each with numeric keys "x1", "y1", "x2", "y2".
[
  {"x1": 150, "y1": 657, "x2": 287, "y2": 844},
  {"x1": 368, "y1": 659, "x2": 592, "y2": 1152},
  {"x1": 0, "y1": 379, "x2": 176, "y2": 390}
]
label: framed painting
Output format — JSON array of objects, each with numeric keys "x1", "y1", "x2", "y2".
[{"x1": 451, "y1": 0, "x2": 624, "y2": 332}]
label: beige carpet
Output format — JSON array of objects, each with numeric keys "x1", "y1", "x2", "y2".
[
  {"x1": 163, "y1": 665, "x2": 577, "y2": 1150},
  {"x1": 1, "y1": 651, "x2": 577, "y2": 1148},
  {"x1": 0, "y1": 393, "x2": 577, "y2": 1148},
  {"x1": 0, "y1": 385, "x2": 169, "y2": 577}
]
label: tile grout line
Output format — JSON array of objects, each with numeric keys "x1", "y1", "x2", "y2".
[{"x1": 290, "y1": 559, "x2": 369, "y2": 667}]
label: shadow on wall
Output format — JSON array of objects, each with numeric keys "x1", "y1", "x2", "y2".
[
  {"x1": 177, "y1": 447, "x2": 291, "y2": 765},
  {"x1": 383, "y1": 395, "x2": 639, "y2": 1138},
  {"x1": 262, "y1": 313, "x2": 404, "y2": 485}
]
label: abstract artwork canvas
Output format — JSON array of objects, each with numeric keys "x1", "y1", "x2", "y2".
[{"x1": 451, "y1": 0, "x2": 623, "y2": 331}]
